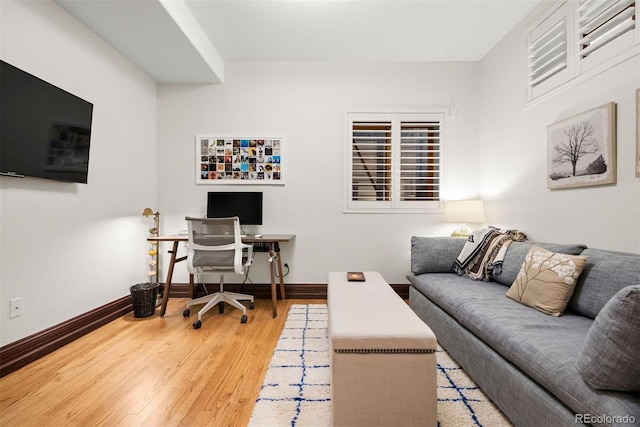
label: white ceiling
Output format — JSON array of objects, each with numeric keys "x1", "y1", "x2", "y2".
[{"x1": 54, "y1": 0, "x2": 540, "y2": 84}]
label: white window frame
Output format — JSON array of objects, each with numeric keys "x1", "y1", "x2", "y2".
[{"x1": 344, "y1": 109, "x2": 446, "y2": 214}]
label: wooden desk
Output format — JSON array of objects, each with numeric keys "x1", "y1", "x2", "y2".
[{"x1": 147, "y1": 234, "x2": 295, "y2": 318}]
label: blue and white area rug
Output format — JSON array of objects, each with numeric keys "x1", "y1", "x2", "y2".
[{"x1": 248, "y1": 304, "x2": 512, "y2": 427}]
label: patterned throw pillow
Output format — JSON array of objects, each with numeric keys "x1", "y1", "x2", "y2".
[
  {"x1": 506, "y1": 246, "x2": 588, "y2": 316},
  {"x1": 575, "y1": 285, "x2": 640, "y2": 392}
]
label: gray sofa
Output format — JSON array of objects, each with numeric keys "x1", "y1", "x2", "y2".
[{"x1": 407, "y1": 237, "x2": 640, "y2": 427}]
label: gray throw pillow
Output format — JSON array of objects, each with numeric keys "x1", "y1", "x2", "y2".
[
  {"x1": 411, "y1": 236, "x2": 466, "y2": 275},
  {"x1": 575, "y1": 285, "x2": 640, "y2": 392}
]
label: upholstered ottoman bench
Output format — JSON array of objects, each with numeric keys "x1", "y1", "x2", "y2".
[{"x1": 327, "y1": 271, "x2": 437, "y2": 427}]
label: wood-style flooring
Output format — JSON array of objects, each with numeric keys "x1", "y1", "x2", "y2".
[{"x1": 0, "y1": 298, "x2": 326, "y2": 426}]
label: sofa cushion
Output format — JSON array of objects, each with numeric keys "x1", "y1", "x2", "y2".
[
  {"x1": 411, "y1": 236, "x2": 465, "y2": 274},
  {"x1": 567, "y1": 248, "x2": 640, "y2": 319},
  {"x1": 576, "y1": 285, "x2": 640, "y2": 392},
  {"x1": 506, "y1": 246, "x2": 587, "y2": 316},
  {"x1": 492, "y1": 241, "x2": 587, "y2": 287}
]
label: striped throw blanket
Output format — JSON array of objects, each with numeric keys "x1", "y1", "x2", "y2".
[{"x1": 453, "y1": 227, "x2": 527, "y2": 281}]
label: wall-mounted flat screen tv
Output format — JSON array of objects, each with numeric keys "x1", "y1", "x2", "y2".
[
  {"x1": 1, "y1": 60, "x2": 94, "y2": 184},
  {"x1": 207, "y1": 191, "x2": 263, "y2": 225}
]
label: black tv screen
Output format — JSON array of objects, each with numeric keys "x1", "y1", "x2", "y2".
[
  {"x1": 207, "y1": 192, "x2": 263, "y2": 225},
  {"x1": 1, "y1": 60, "x2": 93, "y2": 184}
]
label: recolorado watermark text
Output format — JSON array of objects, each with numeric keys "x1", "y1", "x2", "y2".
[{"x1": 575, "y1": 413, "x2": 636, "y2": 424}]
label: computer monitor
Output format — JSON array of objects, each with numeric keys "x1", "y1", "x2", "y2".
[{"x1": 206, "y1": 191, "x2": 263, "y2": 225}]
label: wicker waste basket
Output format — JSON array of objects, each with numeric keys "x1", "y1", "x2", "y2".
[{"x1": 130, "y1": 282, "x2": 159, "y2": 318}]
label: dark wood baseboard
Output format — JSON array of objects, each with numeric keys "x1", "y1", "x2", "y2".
[
  {"x1": 168, "y1": 282, "x2": 409, "y2": 300},
  {"x1": 179, "y1": 282, "x2": 329, "y2": 299},
  {"x1": 0, "y1": 296, "x2": 133, "y2": 378},
  {"x1": 0, "y1": 283, "x2": 409, "y2": 378}
]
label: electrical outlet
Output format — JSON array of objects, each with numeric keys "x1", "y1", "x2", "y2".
[{"x1": 10, "y1": 297, "x2": 23, "y2": 318}]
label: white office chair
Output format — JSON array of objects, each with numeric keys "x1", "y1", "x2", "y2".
[{"x1": 183, "y1": 216, "x2": 255, "y2": 329}]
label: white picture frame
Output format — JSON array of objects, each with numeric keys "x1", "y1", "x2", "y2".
[{"x1": 195, "y1": 136, "x2": 285, "y2": 185}]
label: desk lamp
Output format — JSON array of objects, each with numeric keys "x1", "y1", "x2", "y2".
[
  {"x1": 446, "y1": 200, "x2": 485, "y2": 237},
  {"x1": 142, "y1": 207, "x2": 160, "y2": 236},
  {"x1": 142, "y1": 208, "x2": 160, "y2": 281}
]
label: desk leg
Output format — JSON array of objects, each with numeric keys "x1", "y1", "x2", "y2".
[
  {"x1": 160, "y1": 240, "x2": 179, "y2": 317},
  {"x1": 268, "y1": 243, "x2": 287, "y2": 318},
  {"x1": 274, "y1": 242, "x2": 286, "y2": 300},
  {"x1": 269, "y1": 244, "x2": 278, "y2": 318}
]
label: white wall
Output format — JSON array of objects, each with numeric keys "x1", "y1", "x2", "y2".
[
  {"x1": 157, "y1": 61, "x2": 481, "y2": 285},
  {"x1": 0, "y1": 0, "x2": 158, "y2": 345},
  {"x1": 478, "y1": 4, "x2": 640, "y2": 253},
  {"x1": 5, "y1": 0, "x2": 636, "y2": 347}
]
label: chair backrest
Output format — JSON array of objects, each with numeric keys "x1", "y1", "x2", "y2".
[{"x1": 185, "y1": 216, "x2": 252, "y2": 275}]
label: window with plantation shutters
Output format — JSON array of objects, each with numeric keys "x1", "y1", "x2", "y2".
[
  {"x1": 399, "y1": 121, "x2": 440, "y2": 202},
  {"x1": 578, "y1": 0, "x2": 636, "y2": 57},
  {"x1": 529, "y1": 17, "x2": 568, "y2": 88},
  {"x1": 346, "y1": 112, "x2": 444, "y2": 212},
  {"x1": 578, "y1": 0, "x2": 637, "y2": 69},
  {"x1": 526, "y1": 3, "x2": 571, "y2": 101},
  {"x1": 351, "y1": 121, "x2": 392, "y2": 202}
]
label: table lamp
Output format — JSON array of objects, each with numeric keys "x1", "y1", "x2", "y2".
[{"x1": 446, "y1": 200, "x2": 485, "y2": 237}]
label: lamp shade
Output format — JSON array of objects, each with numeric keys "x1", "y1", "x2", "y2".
[{"x1": 445, "y1": 200, "x2": 485, "y2": 224}]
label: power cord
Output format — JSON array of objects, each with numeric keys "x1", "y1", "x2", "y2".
[
  {"x1": 243, "y1": 264, "x2": 253, "y2": 285},
  {"x1": 276, "y1": 263, "x2": 290, "y2": 278}
]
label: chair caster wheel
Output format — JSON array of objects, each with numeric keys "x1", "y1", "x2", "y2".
[
  {"x1": 183, "y1": 309, "x2": 190, "y2": 317},
  {"x1": 241, "y1": 315, "x2": 248, "y2": 324},
  {"x1": 249, "y1": 302, "x2": 255, "y2": 309},
  {"x1": 193, "y1": 320, "x2": 202, "y2": 329}
]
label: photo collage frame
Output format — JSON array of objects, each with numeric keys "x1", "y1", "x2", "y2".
[{"x1": 196, "y1": 136, "x2": 284, "y2": 184}]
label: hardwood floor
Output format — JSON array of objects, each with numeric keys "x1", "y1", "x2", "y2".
[{"x1": 0, "y1": 298, "x2": 326, "y2": 426}]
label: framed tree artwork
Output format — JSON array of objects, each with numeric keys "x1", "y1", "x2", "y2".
[
  {"x1": 547, "y1": 102, "x2": 616, "y2": 189},
  {"x1": 196, "y1": 136, "x2": 284, "y2": 185}
]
